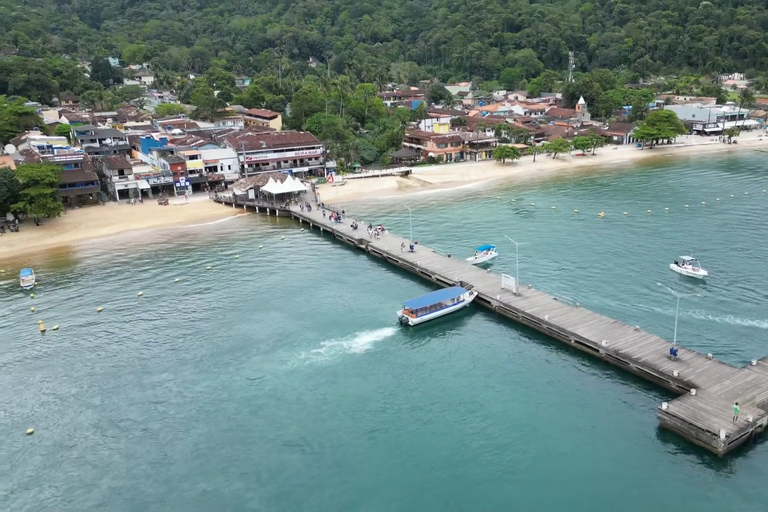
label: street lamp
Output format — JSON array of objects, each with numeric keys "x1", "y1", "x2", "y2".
[
  {"x1": 658, "y1": 283, "x2": 700, "y2": 347},
  {"x1": 403, "y1": 204, "x2": 413, "y2": 242},
  {"x1": 504, "y1": 235, "x2": 520, "y2": 290}
]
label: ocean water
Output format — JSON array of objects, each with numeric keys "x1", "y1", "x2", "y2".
[{"x1": 1, "y1": 152, "x2": 768, "y2": 511}]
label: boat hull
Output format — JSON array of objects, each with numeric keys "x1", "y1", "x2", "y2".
[
  {"x1": 669, "y1": 263, "x2": 707, "y2": 279},
  {"x1": 466, "y1": 252, "x2": 498, "y2": 265},
  {"x1": 19, "y1": 269, "x2": 35, "y2": 290},
  {"x1": 397, "y1": 291, "x2": 477, "y2": 326}
]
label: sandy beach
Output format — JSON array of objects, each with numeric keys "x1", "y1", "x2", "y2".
[
  {"x1": 0, "y1": 195, "x2": 242, "y2": 262},
  {"x1": 316, "y1": 133, "x2": 768, "y2": 203},
  {"x1": 1, "y1": 132, "x2": 766, "y2": 263}
]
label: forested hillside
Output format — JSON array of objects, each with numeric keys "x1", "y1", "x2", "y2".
[{"x1": 2, "y1": 0, "x2": 768, "y2": 81}]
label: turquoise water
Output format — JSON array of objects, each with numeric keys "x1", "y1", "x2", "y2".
[{"x1": 2, "y1": 152, "x2": 768, "y2": 511}]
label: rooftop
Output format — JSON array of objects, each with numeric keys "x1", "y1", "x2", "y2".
[
  {"x1": 243, "y1": 108, "x2": 280, "y2": 120},
  {"x1": 222, "y1": 130, "x2": 320, "y2": 151}
]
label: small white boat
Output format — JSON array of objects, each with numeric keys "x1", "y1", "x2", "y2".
[
  {"x1": 19, "y1": 268, "x2": 36, "y2": 290},
  {"x1": 466, "y1": 244, "x2": 498, "y2": 265},
  {"x1": 670, "y1": 256, "x2": 708, "y2": 279},
  {"x1": 397, "y1": 286, "x2": 477, "y2": 326}
]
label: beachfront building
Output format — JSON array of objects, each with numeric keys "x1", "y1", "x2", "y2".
[
  {"x1": 402, "y1": 130, "x2": 465, "y2": 162},
  {"x1": 221, "y1": 130, "x2": 324, "y2": 177},
  {"x1": 243, "y1": 109, "x2": 283, "y2": 131},
  {"x1": 94, "y1": 154, "x2": 140, "y2": 201},
  {"x1": 20, "y1": 134, "x2": 101, "y2": 207},
  {"x1": 664, "y1": 104, "x2": 757, "y2": 134}
]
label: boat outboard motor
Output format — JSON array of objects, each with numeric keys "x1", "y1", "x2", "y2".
[{"x1": 399, "y1": 315, "x2": 410, "y2": 325}]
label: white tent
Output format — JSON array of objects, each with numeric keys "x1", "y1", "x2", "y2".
[{"x1": 261, "y1": 175, "x2": 307, "y2": 195}]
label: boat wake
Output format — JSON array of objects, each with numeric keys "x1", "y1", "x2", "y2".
[
  {"x1": 687, "y1": 310, "x2": 768, "y2": 330},
  {"x1": 298, "y1": 327, "x2": 397, "y2": 362}
]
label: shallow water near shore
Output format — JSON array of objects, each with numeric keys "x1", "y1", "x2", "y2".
[{"x1": 2, "y1": 152, "x2": 768, "y2": 511}]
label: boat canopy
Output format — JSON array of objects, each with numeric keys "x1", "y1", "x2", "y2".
[
  {"x1": 680, "y1": 256, "x2": 697, "y2": 262},
  {"x1": 19, "y1": 268, "x2": 34, "y2": 277},
  {"x1": 475, "y1": 244, "x2": 496, "y2": 251},
  {"x1": 402, "y1": 286, "x2": 467, "y2": 309}
]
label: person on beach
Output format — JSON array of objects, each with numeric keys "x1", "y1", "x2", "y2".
[{"x1": 733, "y1": 402, "x2": 740, "y2": 423}]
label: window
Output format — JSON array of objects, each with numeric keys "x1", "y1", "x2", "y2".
[{"x1": 437, "y1": 143, "x2": 447, "y2": 149}]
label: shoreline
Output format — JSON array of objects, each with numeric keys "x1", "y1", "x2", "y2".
[
  {"x1": 1, "y1": 133, "x2": 765, "y2": 264},
  {"x1": 317, "y1": 133, "x2": 768, "y2": 204}
]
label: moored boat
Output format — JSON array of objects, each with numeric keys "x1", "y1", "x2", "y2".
[
  {"x1": 397, "y1": 286, "x2": 477, "y2": 326},
  {"x1": 466, "y1": 244, "x2": 498, "y2": 265},
  {"x1": 19, "y1": 268, "x2": 36, "y2": 290},
  {"x1": 670, "y1": 256, "x2": 708, "y2": 279}
]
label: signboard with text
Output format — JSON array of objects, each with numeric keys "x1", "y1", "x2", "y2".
[{"x1": 244, "y1": 148, "x2": 322, "y2": 163}]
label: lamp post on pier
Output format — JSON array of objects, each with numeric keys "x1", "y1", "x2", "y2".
[
  {"x1": 403, "y1": 204, "x2": 413, "y2": 242},
  {"x1": 658, "y1": 283, "x2": 700, "y2": 348}
]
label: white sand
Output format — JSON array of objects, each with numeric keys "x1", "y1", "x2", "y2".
[{"x1": 316, "y1": 133, "x2": 768, "y2": 204}]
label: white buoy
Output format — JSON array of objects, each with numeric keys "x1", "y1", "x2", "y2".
[
  {"x1": 52, "y1": 325, "x2": 59, "y2": 331},
  {"x1": 235, "y1": 254, "x2": 241, "y2": 258},
  {"x1": 701, "y1": 201, "x2": 706, "y2": 205},
  {"x1": 96, "y1": 306, "x2": 104, "y2": 312},
  {"x1": 730, "y1": 194, "x2": 734, "y2": 197},
  {"x1": 174, "y1": 278, "x2": 180, "y2": 283},
  {"x1": 623, "y1": 212, "x2": 628, "y2": 216},
  {"x1": 550, "y1": 206, "x2": 556, "y2": 210},
  {"x1": 30, "y1": 306, "x2": 35, "y2": 312},
  {"x1": 684, "y1": 204, "x2": 689, "y2": 208},
  {"x1": 716, "y1": 198, "x2": 720, "y2": 201},
  {"x1": 259, "y1": 245, "x2": 264, "y2": 249},
  {"x1": 206, "y1": 266, "x2": 213, "y2": 270},
  {"x1": 511, "y1": 199, "x2": 516, "y2": 202},
  {"x1": 138, "y1": 291, "x2": 144, "y2": 297},
  {"x1": 26, "y1": 428, "x2": 34, "y2": 435},
  {"x1": 647, "y1": 209, "x2": 652, "y2": 213},
  {"x1": 30, "y1": 293, "x2": 34, "y2": 298},
  {"x1": 573, "y1": 209, "x2": 579, "y2": 213},
  {"x1": 745, "y1": 192, "x2": 749, "y2": 195},
  {"x1": 664, "y1": 207, "x2": 669, "y2": 211},
  {"x1": 496, "y1": 196, "x2": 500, "y2": 200},
  {"x1": 598, "y1": 212, "x2": 604, "y2": 218},
  {"x1": 530, "y1": 203, "x2": 535, "y2": 207}
]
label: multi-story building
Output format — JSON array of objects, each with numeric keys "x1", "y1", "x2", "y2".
[
  {"x1": 243, "y1": 109, "x2": 283, "y2": 131},
  {"x1": 221, "y1": 130, "x2": 324, "y2": 177},
  {"x1": 402, "y1": 130, "x2": 465, "y2": 162},
  {"x1": 71, "y1": 125, "x2": 131, "y2": 156}
]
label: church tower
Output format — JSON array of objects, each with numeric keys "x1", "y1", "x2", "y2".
[{"x1": 576, "y1": 96, "x2": 591, "y2": 122}]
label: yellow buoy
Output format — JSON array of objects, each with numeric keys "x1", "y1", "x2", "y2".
[
  {"x1": 174, "y1": 278, "x2": 180, "y2": 283},
  {"x1": 598, "y1": 212, "x2": 605, "y2": 218},
  {"x1": 0, "y1": 269, "x2": 5, "y2": 273},
  {"x1": 30, "y1": 293, "x2": 35, "y2": 298},
  {"x1": 38, "y1": 320, "x2": 45, "y2": 332},
  {"x1": 573, "y1": 209, "x2": 579, "y2": 213},
  {"x1": 96, "y1": 306, "x2": 104, "y2": 312},
  {"x1": 30, "y1": 306, "x2": 35, "y2": 312},
  {"x1": 52, "y1": 325, "x2": 59, "y2": 331},
  {"x1": 26, "y1": 428, "x2": 34, "y2": 435},
  {"x1": 138, "y1": 291, "x2": 144, "y2": 297}
]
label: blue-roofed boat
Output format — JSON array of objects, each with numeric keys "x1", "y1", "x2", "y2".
[
  {"x1": 466, "y1": 244, "x2": 498, "y2": 265},
  {"x1": 397, "y1": 286, "x2": 477, "y2": 326},
  {"x1": 19, "y1": 268, "x2": 35, "y2": 290}
]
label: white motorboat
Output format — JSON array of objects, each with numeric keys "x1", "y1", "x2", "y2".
[
  {"x1": 397, "y1": 286, "x2": 477, "y2": 326},
  {"x1": 19, "y1": 268, "x2": 36, "y2": 290},
  {"x1": 466, "y1": 244, "x2": 498, "y2": 265},
  {"x1": 670, "y1": 256, "x2": 708, "y2": 279}
]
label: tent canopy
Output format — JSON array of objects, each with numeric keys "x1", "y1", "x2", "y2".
[{"x1": 261, "y1": 175, "x2": 307, "y2": 195}]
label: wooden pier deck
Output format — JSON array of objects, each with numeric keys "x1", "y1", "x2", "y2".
[{"x1": 219, "y1": 196, "x2": 768, "y2": 456}]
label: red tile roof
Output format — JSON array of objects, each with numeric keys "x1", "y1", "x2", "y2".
[
  {"x1": 244, "y1": 108, "x2": 280, "y2": 120},
  {"x1": 222, "y1": 130, "x2": 320, "y2": 151},
  {"x1": 546, "y1": 107, "x2": 578, "y2": 119}
]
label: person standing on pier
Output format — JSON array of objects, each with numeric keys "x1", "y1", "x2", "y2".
[{"x1": 732, "y1": 402, "x2": 740, "y2": 423}]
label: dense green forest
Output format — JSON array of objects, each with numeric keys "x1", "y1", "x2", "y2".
[{"x1": 2, "y1": 0, "x2": 767, "y2": 163}]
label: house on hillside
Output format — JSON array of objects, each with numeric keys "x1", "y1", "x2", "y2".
[
  {"x1": 243, "y1": 109, "x2": 283, "y2": 131},
  {"x1": 57, "y1": 92, "x2": 80, "y2": 107},
  {"x1": 132, "y1": 69, "x2": 155, "y2": 86}
]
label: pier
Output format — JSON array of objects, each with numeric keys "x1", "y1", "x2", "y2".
[{"x1": 218, "y1": 196, "x2": 768, "y2": 456}]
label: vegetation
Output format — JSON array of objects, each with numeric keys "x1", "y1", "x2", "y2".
[
  {"x1": 493, "y1": 145, "x2": 521, "y2": 164},
  {"x1": 633, "y1": 110, "x2": 687, "y2": 147},
  {"x1": 543, "y1": 137, "x2": 572, "y2": 159},
  {"x1": 0, "y1": 167, "x2": 21, "y2": 215},
  {"x1": 0, "y1": 95, "x2": 42, "y2": 144},
  {"x1": 154, "y1": 103, "x2": 188, "y2": 117},
  {"x1": 11, "y1": 163, "x2": 65, "y2": 218}
]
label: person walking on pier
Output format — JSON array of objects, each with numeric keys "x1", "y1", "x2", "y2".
[
  {"x1": 400, "y1": 242, "x2": 405, "y2": 253},
  {"x1": 732, "y1": 402, "x2": 740, "y2": 423}
]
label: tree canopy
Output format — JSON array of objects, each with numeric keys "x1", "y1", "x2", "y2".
[
  {"x1": 634, "y1": 110, "x2": 687, "y2": 147},
  {"x1": 11, "y1": 163, "x2": 65, "y2": 218}
]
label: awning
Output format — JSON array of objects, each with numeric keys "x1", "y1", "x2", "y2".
[
  {"x1": 137, "y1": 179, "x2": 151, "y2": 190},
  {"x1": 402, "y1": 286, "x2": 467, "y2": 309},
  {"x1": 261, "y1": 175, "x2": 307, "y2": 195}
]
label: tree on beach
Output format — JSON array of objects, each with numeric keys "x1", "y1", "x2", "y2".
[
  {"x1": 493, "y1": 144, "x2": 521, "y2": 164},
  {"x1": 11, "y1": 163, "x2": 64, "y2": 218},
  {"x1": 530, "y1": 145, "x2": 542, "y2": 162},
  {"x1": 571, "y1": 136, "x2": 591, "y2": 154},
  {"x1": 543, "y1": 137, "x2": 571, "y2": 159},
  {"x1": 0, "y1": 167, "x2": 21, "y2": 215},
  {"x1": 587, "y1": 132, "x2": 605, "y2": 154},
  {"x1": 633, "y1": 110, "x2": 686, "y2": 148}
]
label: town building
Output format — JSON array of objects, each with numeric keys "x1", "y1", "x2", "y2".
[
  {"x1": 220, "y1": 130, "x2": 324, "y2": 177},
  {"x1": 243, "y1": 109, "x2": 283, "y2": 131},
  {"x1": 71, "y1": 124, "x2": 131, "y2": 156},
  {"x1": 94, "y1": 154, "x2": 139, "y2": 201},
  {"x1": 402, "y1": 130, "x2": 465, "y2": 162},
  {"x1": 379, "y1": 89, "x2": 426, "y2": 108}
]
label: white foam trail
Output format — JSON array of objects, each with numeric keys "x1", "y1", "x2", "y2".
[
  {"x1": 186, "y1": 213, "x2": 250, "y2": 228},
  {"x1": 687, "y1": 310, "x2": 768, "y2": 330},
  {"x1": 299, "y1": 327, "x2": 397, "y2": 362}
]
